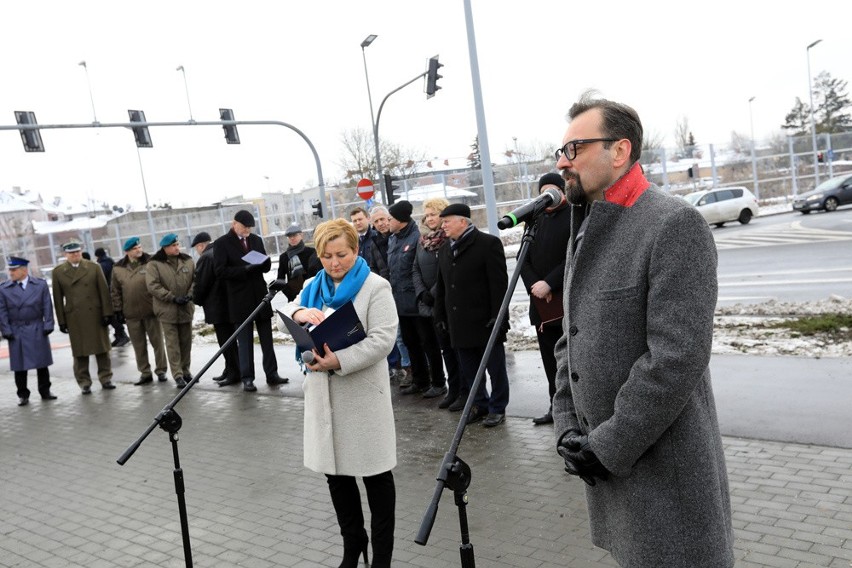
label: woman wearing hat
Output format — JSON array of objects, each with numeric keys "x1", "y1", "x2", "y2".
[{"x1": 279, "y1": 219, "x2": 398, "y2": 568}]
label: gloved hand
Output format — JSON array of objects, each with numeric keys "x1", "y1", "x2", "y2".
[
  {"x1": 419, "y1": 290, "x2": 435, "y2": 307},
  {"x1": 101, "y1": 316, "x2": 111, "y2": 327},
  {"x1": 268, "y1": 279, "x2": 288, "y2": 292},
  {"x1": 173, "y1": 295, "x2": 191, "y2": 305},
  {"x1": 44, "y1": 329, "x2": 53, "y2": 336},
  {"x1": 114, "y1": 311, "x2": 126, "y2": 324},
  {"x1": 245, "y1": 263, "x2": 263, "y2": 273},
  {"x1": 557, "y1": 432, "x2": 609, "y2": 486},
  {"x1": 485, "y1": 317, "x2": 510, "y2": 335},
  {"x1": 59, "y1": 324, "x2": 69, "y2": 334},
  {"x1": 2, "y1": 334, "x2": 14, "y2": 341}
]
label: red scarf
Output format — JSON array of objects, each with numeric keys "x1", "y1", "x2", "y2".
[{"x1": 604, "y1": 162, "x2": 650, "y2": 207}]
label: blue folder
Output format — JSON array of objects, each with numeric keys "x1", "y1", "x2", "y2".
[{"x1": 276, "y1": 300, "x2": 366, "y2": 357}]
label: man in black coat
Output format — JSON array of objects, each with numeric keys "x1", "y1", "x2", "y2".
[
  {"x1": 213, "y1": 210, "x2": 288, "y2": 392},
  {"x1": 434, "y1": 203, "x2": 510, "y2": 427},
  {"x1": 276, "y1": 223, "x2": 320, "y2": 302},
  {"x1": 192, "y1": 232, "x2": 240, "y2": 384},
  {"x1": 95, "y1": 247, "x2": 130, "y2": 347},
  {"x1": 519, "y1": 173, "x2": 572, "y2": 425}
]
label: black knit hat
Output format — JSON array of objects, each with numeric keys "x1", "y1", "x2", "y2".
[
  {"x1": 234, "y1": 209, "x2": 255, "y2": 227},
  {"x1": 190, "y1": 232, "x2": 211, "y2": 247},
  {"x1": 439, "y1": 203, "x2": 471, "y2": 218},
  {"x1": 388, "y1": 200, "x2": 413, "y2": 223},
  {"x1": 538, "y1": 172, "x2": 565, "y2": 192}
]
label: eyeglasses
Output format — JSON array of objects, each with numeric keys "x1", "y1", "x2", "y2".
[{"x1": 554, "y1": 138, "x2": 619, "y2": 161}]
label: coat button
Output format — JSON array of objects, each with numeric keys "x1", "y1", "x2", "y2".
[
  {"x1": 569, "y1": 325, "x2": 578, "y2": 336},
  {"x1": 571, "y1": 372, "x2": 579, "y2": 382}
]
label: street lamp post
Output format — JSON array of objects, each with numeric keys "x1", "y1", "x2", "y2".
[
  {"x1": 806, "y1": 39, "x2": 822, "y2": 186},
  {"x1": 77, "y1": 61, "x2": 99, "y2": 124},
  {"x1": 360, "y1": 34, "x2": 387, "y2": 204},
  {"x1": 176, "y1": 65, "x2": 195, "y2": 123},
  {"x1": 748, "y1": 96, "x2": 759, "y2": 200}
]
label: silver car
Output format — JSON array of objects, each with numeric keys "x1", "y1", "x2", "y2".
[{"x1": 683, "y1": 186, "x2": 759, "y2": 227}]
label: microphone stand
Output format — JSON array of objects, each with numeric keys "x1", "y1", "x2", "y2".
[
  {"x1": 116, "y1": 284, "x2": 282, "y2": 568},
  {"x1": 416, "y1": 219, "x2": 541, "y2": 567}
]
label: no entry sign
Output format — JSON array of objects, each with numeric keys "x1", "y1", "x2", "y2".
[{"x1": 356, "y1": 178, "x2": 375, "y2": 200}]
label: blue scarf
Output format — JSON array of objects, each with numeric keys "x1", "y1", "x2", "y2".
[{"x1": 295, "y1": 256, "x2": 370, "y2": 371}]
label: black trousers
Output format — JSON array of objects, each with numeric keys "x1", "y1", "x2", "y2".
[
  {"x1": 15, "y1": 367, "x2": 51, "y2": 399},
  {"x1": 399, "y1": 316, "x2": 445, "y2": 389},
  {"x1": 326, "y1": 470, "x2": 395, "y2": 565},
  {"x1": 536, "y1": 322, "x2": 562, "y2": 406},
  {"x1": 213, "y1": 321, "x2": 240, "y2": 380},
  {"x1": 237, "y1": 317, "x2": 277, "y2": 381},
  {"x1": 434, "y1": 319, "x2": 461, "y2": 398}
]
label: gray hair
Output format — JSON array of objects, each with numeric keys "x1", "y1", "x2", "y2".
[{"x1": 369, "y1": 205, "x2": 389, "y2": 216}]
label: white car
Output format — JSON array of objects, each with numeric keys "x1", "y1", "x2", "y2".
[{"x1": 682, "y1": 186, "x2": 759, "y2": 227}]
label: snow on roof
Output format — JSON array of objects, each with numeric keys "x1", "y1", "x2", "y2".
[
  {"x1": 32, "y1": 215, "x2": 112, "y2": 235},
  {"x1": 0, "y1": 191, "x2": 40, "y2": 213},
  {"x1": 393, "y1": 182, "x2": 477, "y2": 202}
]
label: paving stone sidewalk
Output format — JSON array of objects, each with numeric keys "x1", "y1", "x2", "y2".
[{"x1": 0, "y1": 351, "x2": 851, "y2": 567}]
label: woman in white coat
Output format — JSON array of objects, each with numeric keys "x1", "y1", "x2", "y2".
[{"x1": 281, "y1": 219, "x2": 398, "y2": 568}]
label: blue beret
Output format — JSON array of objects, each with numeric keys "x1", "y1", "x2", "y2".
[
  {"x1": 159, "y1": 233, "x2": 179, "y2": 248},
  {"x1": 7, "y1": 256, "x2": 29, "y2": 267},
  {"x1": 62, "y1": 240, "x2": 82, "y2": 252},
  {"x1": 123, "y1": 237, "x2": 141, "y2": 252}
]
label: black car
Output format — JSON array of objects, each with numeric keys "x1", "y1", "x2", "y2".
[{"x1": 792, "y1": 173, "x2": 852, "y2": 214}]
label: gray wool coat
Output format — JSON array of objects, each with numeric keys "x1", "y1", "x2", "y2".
[
  {"x1": 281, "y1": 272, "x2": 399, "y2": 477},
  {"x1": 552, "y1": 186, "x2": 734, "y2": 567}
]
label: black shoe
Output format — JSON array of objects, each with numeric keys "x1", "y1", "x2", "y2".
[
  {"x1": 102, "y1": 382, "x2": 116, "y2": 390},
  {"x1": 17, "y1": 397, "x2": 29, "y2": 406},
  {"x1": 466, "y1": 406, "x2": 486, "y2": 425},
  {"x1": 41, "y1": 393, "x2": 57, "y2": 401},
  {"x1": 175, "y1": 378, "x2": 187, "y2": 388},
  {"x1": 218, "y1": 376, "x2": 241, "y2": 387},
  {"x1": 157, "y1": 373, "x2": 168, "y2": 382},
  {"x1": 133, "y1": 376, "x2": 153, "y2": 386},
  {"x1": 211, "y1": 374, "x2": 226, "y2": 382},
  {"x1": 266, "y1": 374, "x2": 289, "y2": 386},
  {"x1": 438, "y1": 392, "x2": 457, "y2": 409},
  {"x1": 447, "y1": 393, "x2": 467, "y2": 412},
  {"x1": 112, "y1": 336, "x2": 130, "y2": 347},
  {"x1": 243, "y1": 380, "x2": 257, "y2": 392},
  {"x1": 483, "y1": 413, "x2": 505, "y2": 427},
  {"x1": 422, "y1": 385, "x2": 448, "y2": 399},
  {"x1": 532, "y1": 411, "x2": 553, "y2": 425},
  {"x1": 81, "y1": 386, "x2": 92, "y2": 395},
  {"x1": 400, "y1": 384, "x2": 425, "y2": 395}
]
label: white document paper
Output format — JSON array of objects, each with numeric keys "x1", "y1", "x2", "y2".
[{"x1": 242, "y1": 250, "x2": 269, "y2": 265}]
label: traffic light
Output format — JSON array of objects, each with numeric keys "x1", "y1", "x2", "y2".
[
  {"x1": 14, "y1": 111, "x2": 45, "y2": 152},
  {"x1": 384, "y1": 174, "x2": 399, "y2": 205},
  {"x1": 128, "y1": 110, "x2": 153, "y2": 148},
  {"x1": 219, "y1": 108, "x2": 240, "y2": 144},
  {"x1": 687, "y1": 166, "x2": 694, "y2": 179},
  {"x1": 426, "y1": 55, "x2": 443, "y2": 98},
  {"x1": 311, "y1": 199, "x2": 324, "y2": 218}
]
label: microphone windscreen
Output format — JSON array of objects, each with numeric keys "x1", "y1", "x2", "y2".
[
  {"x1": 301, "y1": 351, "x2": 315, "y2": 364},
  {"x1": 542, "y1": 187, "x2": 563, "y2": 205}
]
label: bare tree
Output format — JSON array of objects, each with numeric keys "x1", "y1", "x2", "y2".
[
  {"x1": 641, "y1": 130, "x2": 665, "y2": 163},
  {"x1": 337, "y1": 127, "x2": 426, "y2": 185},
  {"x1": 729, "y1": 131, "x2": 751, "y2": 155},
  {"x1": 674, "y1": 116, "x2": 691, "y2": 156}
]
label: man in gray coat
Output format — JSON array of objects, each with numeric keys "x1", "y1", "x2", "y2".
[{"x1": 552, "y1": 92, "x2": 733, "y2": 567}]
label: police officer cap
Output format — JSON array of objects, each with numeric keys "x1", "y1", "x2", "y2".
[
  {"x1": 439, "y1": 203, "x2": 471, "y2": 218},
  {"x1": 190, "y1": 232, "x2": 211, "y2": 247},
  {"x1": 7, "y1": 256, "x2": 29, "y2": 267},
  {"x1": 123, "y1": 236, "x2": 141, "y2": 251},
  {"x1": 62, "y1": 239, "x2": 82, "y2": 252},
  {"x1": 233, "y1": 209, "x2": 255, "y2": 227},
  {"x1": 284, "y1": 223, "x2": 303, "y2": 236},
  {"x1": 159, "y1": 233, "x2": 179, "y2": 247}
]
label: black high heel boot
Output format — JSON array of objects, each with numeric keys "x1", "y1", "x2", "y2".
[
  {"x1": 364, "y1": 471, "x2": 396, "y2": 568},
  {"x1": 327, "y1": 475, "x2": 370, "y2": 568},
  {"x1": 338, "y1": 534, "x2": 368, "y2": 568}
]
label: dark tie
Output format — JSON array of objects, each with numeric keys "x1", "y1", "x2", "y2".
[{"x1": 240, "y1": 237, "x2": 249, "y2": 252}]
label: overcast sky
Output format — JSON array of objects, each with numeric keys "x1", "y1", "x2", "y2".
[{"x1": 1, "y1": 1, "x2": 849, "y2": 211}]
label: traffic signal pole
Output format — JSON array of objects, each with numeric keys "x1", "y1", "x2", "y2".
[{"x1": 0, "y1": 118, "x2": 329, "y2": 218}]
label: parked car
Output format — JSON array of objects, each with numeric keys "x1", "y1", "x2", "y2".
[
  {"x1": 682, "y1": 186, "x2": 759, "y2": 227},
  {"x1": 792, "y1": 173, "x2": 852, "y2": 214}
]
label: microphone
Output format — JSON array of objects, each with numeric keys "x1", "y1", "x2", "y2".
[
  {"x1": 301, "y1": 351, "x2": 315, "y2": 364},
  {"x1": 497, "y1": 187, "x2": 563, "y2": 230}
]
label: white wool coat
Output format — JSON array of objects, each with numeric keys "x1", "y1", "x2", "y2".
[{"x1": 281, "y1": 272, "x2": 398, "y2": 476}]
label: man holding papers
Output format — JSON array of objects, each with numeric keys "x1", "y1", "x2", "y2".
[
  {"x1": 213, "y1": 210, "x2": 287, "y2": 392},
  {"x1": 280, "y1": 219, "x2": 398, "y2": 568}
]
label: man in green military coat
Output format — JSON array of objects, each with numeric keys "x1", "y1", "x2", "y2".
[{"x1": 52, "y1": 239, "x2": 115, "y2": 394}]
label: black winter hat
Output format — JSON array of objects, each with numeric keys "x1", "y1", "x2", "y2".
[
  {"x1": 538, "y1": 172, "x2": 565, "y2": 192},
  {"x1": 439, "y1": 203, "x2": 471, "y2": 218},
  {"x1": 234, "y1": 209, "x2": 255, "y2": 227},
  {"x1": 190, "y1": 232, "x2": 211, "y2": 247},
  {"x1": 94, "y1": 247, "x2": 106, "y2": 258},
  {"x1": 388, "y1": 200, "x2": 413, "y2": 223}
]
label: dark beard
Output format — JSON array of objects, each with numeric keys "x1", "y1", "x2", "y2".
[{"x1": 563, "y1": 171, "x2": 587, "y2": 205}]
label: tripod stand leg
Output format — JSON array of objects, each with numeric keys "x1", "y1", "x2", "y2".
[
  {"x1": 455, "y1": 489, "x2": 475, "y2": 567},
  {"x1": 161, "y1": 410, "x2": 194, "y2": 567}
]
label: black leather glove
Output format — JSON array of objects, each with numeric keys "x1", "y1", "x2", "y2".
[
  {"x1": 43, "y1": 329, "x2": 53, "y2": 336},
  {"x1": 2, "y1": 334, "x2": 13, "y2": 341},
  {"x1": 114, "y1": 311, "x2": 126, "y2": 324},
  {"x1": 59, "y1": 324, "x2": 69, "y2": 334},
  {"x1": 420, "y1": 290, "x2": 435, "y2": 307},
  {"x1": 173, "y1": 295, "x2": 190, "y2": 305},
  {"x1": 101, "y1": 316, "x2": 111, "y2": 327},
  {"x1": 557, "y1": 432, "x2": 609, "y2": 486}
]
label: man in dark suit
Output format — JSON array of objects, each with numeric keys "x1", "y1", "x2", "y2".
[
  {"x1": 433, "y1": 203, "x2": 510, "y2": 427},
  {"x1": 0, "y1": 256, "x2": 57, "y2": 405},
  {"x1": 52, "y1": 239, "x2": 115, "y2": 394},
  {"x1": 213, "y1": 210, "x2": 287, "y2": 392}
]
